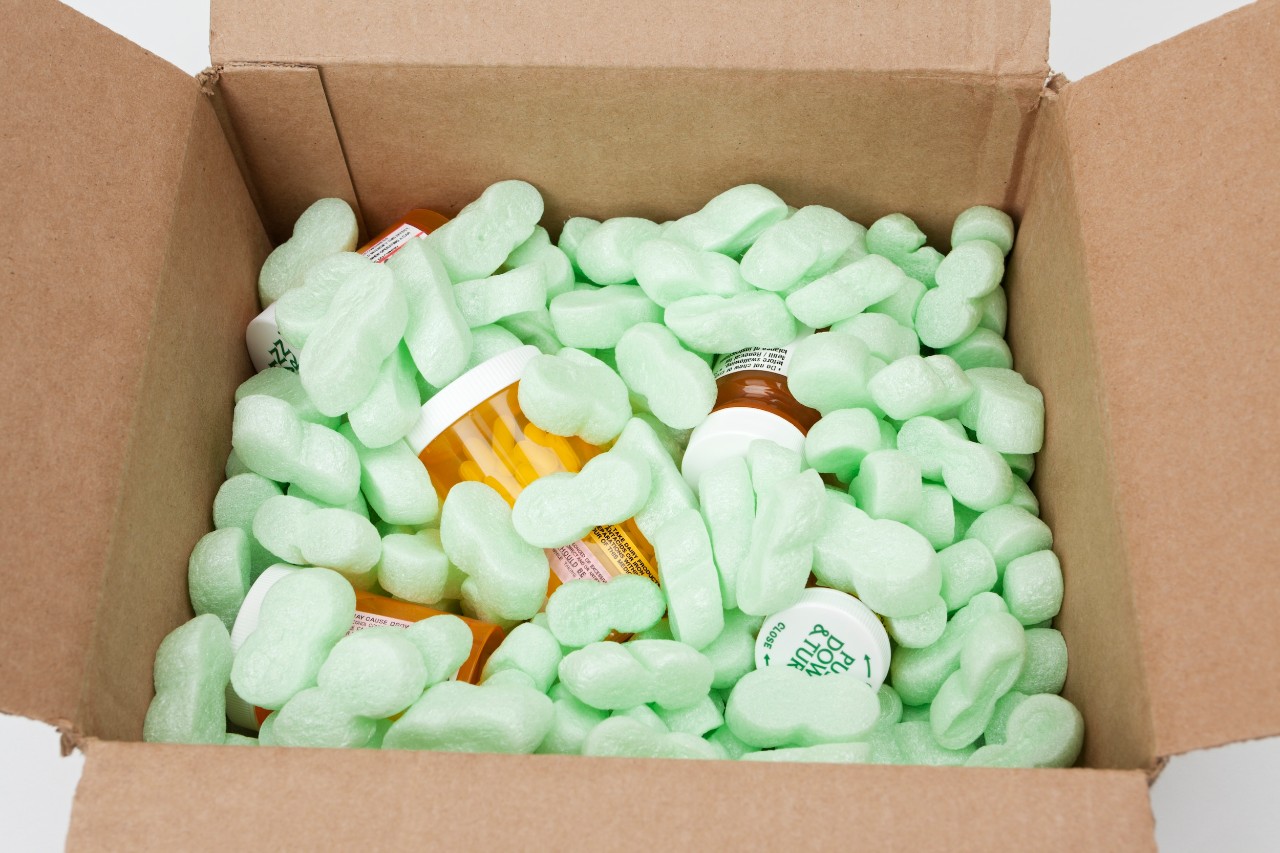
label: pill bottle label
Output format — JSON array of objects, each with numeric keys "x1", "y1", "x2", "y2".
[
  {"x1": 362, "y1": 222, "x2": 426, "y2": 264},
  {"x1": 347, "y1": 609, "x2": 415, "y2": 634},
  {"x1": 548, "y1": 541, "x2": 612, "y2": 584},
  {"x1": 713, "y1": 345, "x2": 793, "y2": 380}
]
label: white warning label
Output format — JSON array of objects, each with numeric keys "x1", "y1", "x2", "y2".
[
  {"x1": 713, "y1": 345, "x2": 792, "y2": 379},
  {"x1": 362, "y1": 223, "x2": 425, "y2": 264}
]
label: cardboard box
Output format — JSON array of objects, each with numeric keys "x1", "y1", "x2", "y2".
[{"x1": 1, "y1": 0, "x2": 1276, "y2": 847}]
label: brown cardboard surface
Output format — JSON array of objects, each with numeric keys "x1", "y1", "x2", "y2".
[
  {"x1": 1060, "y1": 0, "x2": 1280, "y2": 757},
  {"x1": 321, "y1": 66, "x2": 1039, "y2": 244},
  {"x1": 69, "y1": 741, "x2": 1156, "y2": 851},
  {"x1": 0, "y1": 0, "x2": 204, "y2": 728},
  {"x1": 212, "y1": 0, "x2": 1050, "y2": 78},
  {"x1": 215, "y1": 64, "x2": 364, "y2": 244},
  {"x1": 78, "y1": 100, "x2": 269, "y2": 742},
  {"x1": 1006, "y1": 97, "x2": 1156, "y2": 770}
]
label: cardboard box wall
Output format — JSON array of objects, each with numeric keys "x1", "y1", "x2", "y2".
[{"x1": 0, "y1": 0, "x2": 1276, "y2": 848}]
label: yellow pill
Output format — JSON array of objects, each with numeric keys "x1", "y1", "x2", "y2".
[
  {"x1": 516, "y1": 439, "x2": 562, "y2": 478},
  {"x1": 459, "y1": 460, "x2": 486, "y2": 482},
  {"x1": 548, "y1": 435, "x2": 581, "y2": 471}
]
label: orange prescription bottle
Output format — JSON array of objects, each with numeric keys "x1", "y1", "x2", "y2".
[
  {"x1": 245, "y1": 208, "x2": 449, "y2": 373},
  {"x1": 225, "y1": 566, "x2": 505, "y2": 731},
  {"x1": 406, "y1": 346, "x2": 659, "y2": 593},
  {"x1": 679, "y1": 331, "x2": 822, "y2": 490}
]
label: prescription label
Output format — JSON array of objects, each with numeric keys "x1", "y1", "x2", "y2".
[
  {"x1": 362, "y1": 223, "x2": 426, "y2": 264},
  {"x1": 347, "y1": 610, "x2": 415, "y2": 635},
  {"x1": 548, "y1": 540, "x2": 613, "y2": 584},
  {"x1": 713, "y1": 345, "x2": 793, "y2": 379}
]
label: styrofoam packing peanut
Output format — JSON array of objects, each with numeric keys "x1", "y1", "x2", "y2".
[
  {"x1": 904, "y1": 483, "x2": 957, "y2": 551},
  {"x1": 885, "y1": 596, "x2": 947, "y2": 649},
  {"x1": 517, "y1": 348, "x2": 631, "y2": 444},
  {"x1": 725, "y1": 668, "x2": 879, "y2": 748},
  {"x1": 272, "y1": 252, "x2": 362, "y2": 354},
  {"x1": 865, "y1": 213, "x2": 943, "y2": 287},
  {"x1": 299, "y1": 256, "x2": 406, "y2": 417},
  {"x1": 983, "y1": 690, "x2": 1029, "y2": 745},
  {"x1": 787, "y1": 331, "x2": 883, "y2": 416},
  {"x1": 383, "y1": 679, "x2": 554, "y2": 754},
  {"x1": 742, "y1": 742, "x2": 872, "y2": 764},
  {"x1": 582, "y1": 716, "x2": 725, "y2": 760},
  {"x1": 481, "y1": 622, "x2": 564, "y2": 694},
  {"x1": 506, "y1": 226, "x2": 575, "y2": 300},
  {"x1": 225, "y1": 449, "x2": 252, "y2": 479},
  {"x1": 231, "y1": 395, "x2": 360, "y2": 506},
  {"x1": 612, "y1": 703, "x2": 668, "y2": 731},
  {"x1": 557, "y1": 639, "x2": 713, "y2": 711},
  {"x1": 888, "y1": 592, "x2": 1008, "y2": 707},
  {"x1": 895, "y1": 415, "x2": 1015, "y2": 511},
  {"x1": 872, "y1": 684, "x2": 905, "y2": 735},
  {"x1": 575, "y1": 217, "x2": 663, "y2": 285},
  {"x1": 701, "y1": 609, "x2": 765, "y2": 692},
  {"x1": 652, "y1": 509, "x2": 724, "y2": 650},
  {"x1": 811, "y1": 498, "x2": 940, "y2": 619},
  {"x1": 231, "y1": 568, "x2": 355, "y2": 710},
  {"x1": 736, "y1": 469, "x2": 826, "y2": 616},
  {"x1": 915, "y1": 286, "x2": 982, "y2": 350},
  {"x1": 465, "y1": 324, "x2": 525, "y2": 369},
  {"x1": 377, "y1": 529, "x2": 453, "y2": 606},
  {"x1": 868, "y1": 354, "x2": 973, "y2": 422},
  {"x1": 634, "y1": 239, "x2": 752, "y2": 306},
  {"x1": 387, "y1": 238, "x2": 473, "y2": 388},
  {"x1": 430, "y1": 180, "x2": 544, "y2": 281},
  {"x1": 287, "y1": 480, "x2": 370, "y2": 517},
  {"x1": 610, "y1": 417, "x2": 699, "y2": 542},
  {"x1": 616, "y1": 323, "x2": 717, "y2": 430},
  {"x1": 964, "y1": 504, "x2": 1053, "y2": 576},
  {"x1": 979, "y1": 286, "x2": 1008, "y2": 336},
  {"x1": 512, "y1": 448, "x2": 652, "y2": 548},
  {"x1": 258, "y1": 198, "x2": 357, "y2": 306},
  {"x1": 706, "y1": 725, "x2": 753, "y2": 759},
  {"x1": 538, "y1": 682, "x2": 609, "y2": 755},
  {"x1": 143, "y1": 615, "x2": 232, "y2": 744},
  {"x1": 346, "y1": 344, "x2": 420, "y2": 448},
  {"x1": 803, "y1": 408, "x2": 891, "y2": 482},
  {"x1": 544, "y1": 576, "x2": 666, "y2": 648},
  {"x1": 1008, "y1": 477, "x2": 1040, "y2": 516},
  {"x1": 213, "y1": 472, "x2": 283, "y2": 578},
  {"x1": 557, "y1": 217, "x2": 600, "y2": 278},
  {"x1": 317, "y1": 627, "x2": 429, "y2": 719},
  {"x1": 269, "y1": 685, "x2": 378, "y2": 749},
  {"x1": 403, "y1": 614, "x2": 476, "y2": 686},
  {"x1": 339, "y1": 425, "x2": 438, "y2": 526},
  {"x1": 740, "y1": 205, "x2": 860, "y2": 292},
  {"x1": 746, "y1": 438, "x2": 803, "y2": 496},
  {"x1": 253, "y1": 495, "x2": 382, "y2": 587},
  {"x1": 235, "y1": 366, "x2": 339, "y2": 430},
  {"x1": 697, "y1": 457, "x2": 755, "y2": 610},
  {"x1": 785, "y1": 254, "x2": 908, "y2": 328},
  {"x1": 662, "y1": 184, "x2": 788, "y2": 255},
  {"x1": 653, "y1": 694, "x2": 723, "y2": 737},
  {"x1": 849, "y1": 449, "x2": 924, "y2": 523},
  {"x1": 936, "y1": 239, "x2": 1005, "y2": 298},
  {"x1": 1013, "y1": 628, "x2": 1068, "y2": 695},
  {"x1": 187, "y1": 528, "x2": 250, "y2": 631},
  {"x1": 439, "y1": 481, "x2": 550, "y2": 623},
  {"x1": 940, "y1": 327, "x2": 1013, "y2": 371},
  {"x1": 664, "y1": 291, "x2": 796, "y2": 354},
  {"x1": 549, "y1": 284, "x2": 663, "y2": 349},
  {"x1": 952, "y1": 205, "x2": 1015, "y2": 255},
  {"x1": 958, "y1": 367, "x2": 1045, "y2": 454},
  {"x1": 929, "y1": 611, "x2": 1026, "y2": 749},
  {"x1": 867, "y1": 275, "x2": 926, "y2": 330},
  {"x1": 1002, "y1": 550, "x2": 1063, "y2": 625},
  {"x1": 967, "y1": 693, "x2": 1082, "y2": 769},
  {"x1": 454, "y1": 265, "x2": 548, "y2": 328},
  {"x1": 889, "y1": 720, "x2": 977, "y2": 766},
  {"x1": 937, "y1": 539, "x2": 998, "y2": 611},
  {"x1": 831, "y1": 312, "x2": 919, "y2": 363}
]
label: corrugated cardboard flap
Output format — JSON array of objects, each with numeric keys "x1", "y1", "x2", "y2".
[
  {"x1": 69, "y1": 741, "x2": 1155, "y2": 851},
  {"x1": 1058, "y1": 0, "x2": 1280, "y2": 758},
  {"x1": 212, "y1": 0, "x2": 1049, "y2": 77}
]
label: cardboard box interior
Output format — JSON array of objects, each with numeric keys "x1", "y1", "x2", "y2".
[{"x1": 1, "y1": 0, "x2": 1276, "y2": 848}]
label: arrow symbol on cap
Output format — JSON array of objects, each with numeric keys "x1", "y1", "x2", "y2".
[{"x1": 764, "y1": 654, "x2": 770, "y2": 665}]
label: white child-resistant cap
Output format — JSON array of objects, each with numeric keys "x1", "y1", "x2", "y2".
[
  {"x1": 405, "y1": 345, "x2": 542, "y2": 454},
  {"x1": 225, "y1": 565, "x2": 299, "y2": 730},
  {"x1": 244, "y1": 303, "x2": 300, "y2": 373},
  {"x1": 680, "y1": 407, "x2": 806, "y2": 492},
  {"x1": 755, "y1": 587, "x2": 892, "y2": 690}
]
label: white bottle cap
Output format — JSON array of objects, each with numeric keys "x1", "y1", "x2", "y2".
[
  {"x1": 225, "y1": 565, "x2": 299, "y2": 731},
  {"x1": 244, "y1": 303, "x2": 300, "y2": 373},
  {"x1": 755, "y1": 587, "x2": 892, "y2": 689},
  {"x1": 680, "y1": 407, "x2": 806, "y2": 491},
  {"x1": 405, "y1": 345, "x2": 541, "y2": 454}
]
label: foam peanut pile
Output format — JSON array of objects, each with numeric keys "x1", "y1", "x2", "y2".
[{"x1": 149, "y1": 183, "x2": 1082, "y2": 767}]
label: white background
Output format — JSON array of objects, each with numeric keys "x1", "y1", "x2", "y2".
[{"x1": 4, "y1": 1, "x2": 1277, "y2": 850}]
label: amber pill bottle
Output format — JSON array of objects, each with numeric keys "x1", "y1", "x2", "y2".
[
  {"x1": 406, "y1": 346, "x2": 659, "y2": 594},
  {"x1": 680, "y1": 332, "x2": 822, "y2": 490}
]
